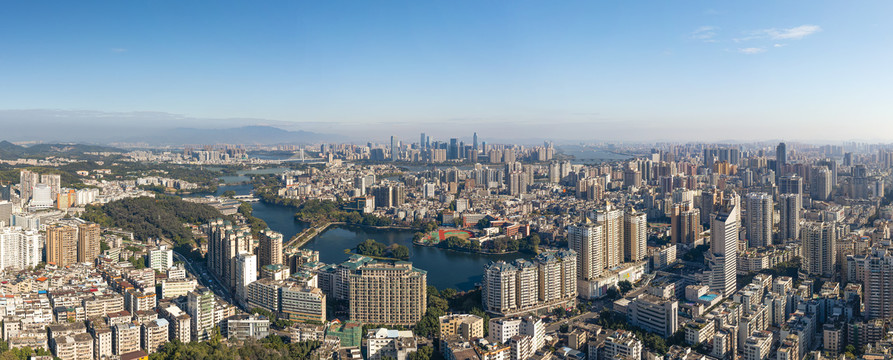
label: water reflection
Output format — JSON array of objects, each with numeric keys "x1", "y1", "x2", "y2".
[{"x1": 214, "y1": 183, "x2": 528, "y2": 290}]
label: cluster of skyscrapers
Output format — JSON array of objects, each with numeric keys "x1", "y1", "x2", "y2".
[
  {"x1": 205, "y1": 220, "x2": 292, "y2": 306},
  {"x1": 373, "y1": 133, "x2": 555, "y2": 165},
  {"x1": 567, "y1": 205, "x2": 648, "y2": 281}
]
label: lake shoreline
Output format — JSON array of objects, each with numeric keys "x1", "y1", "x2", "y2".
[
  {"x1": 287, "y1": 221, "x2": 420, "y2": 249},
  {"x1": 343, "y1": 249, "x2": 408, "y2": 262},
  {"x1": 411, "y1": 240, "x2": 522, "y2": 256},
  {"x1": 214, "y1": 178, "x2": 527, "y2": 290}
]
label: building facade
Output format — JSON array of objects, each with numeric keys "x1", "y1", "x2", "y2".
[
  {"x1": 745, "y1": 193, "x2": 773, "y2": 248},
  {"x1": 708, "y1": 200, "x2": 739, "y2": 297},
  {"x1": 628, "y1": 294, "x2": 678, "y2": 338},
  {"x1": 47, "y1": 225, "x2": 78, "y2": 267},
  {"x1": 803, "y1": 222, "x2": 837, "y2": 279},
  {"x1": 567, "y1": 222, "x2": 602, "y2": 280},
  {"x1": 349, "y1": 262, "x2": 427, "y2": 325},
  {"x1": 77, "y1": 222, "x2": 101, "y2": 263},
  {"x1": 778, "y1": 194, "x2": 801, "y2": 242},
  {"x1": 483, "y1": 250, "x2": 576, "y2": 316}
]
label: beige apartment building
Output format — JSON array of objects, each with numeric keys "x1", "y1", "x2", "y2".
[{"x1": 349, "y1": 262, "x2": 427, "y2": 325}]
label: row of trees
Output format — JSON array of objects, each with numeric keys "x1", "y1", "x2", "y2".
[
  {"x1": 355, "y1": 239, "x2": 410, "y2": 260},
  {"x1": 681, "y1": 244, "x2": 709, "y2": 263},
  {"x1": 438, "y1": 236, "x2": 482, "y2": 252},
  {"x1": 149, "y1": 336, "x2": 322, "y2": 360},
  {"x1": 435, "y1": 234, "x2": 541, "y2": 254},
  {"x1": 487, "y1": 234, "x2": 541, "y2": 254},
  {"x1": 0, "y1": 339, "x2": 54, "y2": 360},
  {"x1": 128, "y1": 256, "x2": 146, "y2": 269}
]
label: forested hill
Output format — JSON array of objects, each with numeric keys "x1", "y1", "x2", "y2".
[
  {"x1": 0, "y1": 140, "x2": 120, "y2": 159},
  {"x1": 82, "y1": 196, "x2": 223, "y2": 246}
]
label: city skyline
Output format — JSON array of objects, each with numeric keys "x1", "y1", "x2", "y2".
[
  {"x1": 1, "y1": 128, "x2": 892, "y2": 358},
  {"x1": 2, "y1": 1, "x2": 893, "y2": 142},
  {"x1": 2, "y1": 0, "x2": 893, "y2": 351}
]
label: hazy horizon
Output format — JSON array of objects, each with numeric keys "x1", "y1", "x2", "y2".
[{"x1": 2, "y1": 1, "x2": 892, "y2": 143}]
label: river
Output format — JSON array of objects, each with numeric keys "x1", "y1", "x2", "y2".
[{"x1": 212, "y1": 171, "x2": 526, "y2": 290}]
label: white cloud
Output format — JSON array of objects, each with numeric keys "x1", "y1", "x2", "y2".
[
  {"x1": 737, "y1": 25, "x2": 822, "y2": 42},
  {"x1": 111, "y1": 48, "x2": 127, "y2": 53},
  {"x1": 774, "y1": 43, "x2": 786, "y2": 48},
  {"x1": 738, "y1": 47, "x2": 766, "y2": 55},
  {"x1": 691, "y1": 26, "x2": 718, "y2": 41},
  {"x1": 767, "y1": 25, "x2": 821, "y2": 40}
]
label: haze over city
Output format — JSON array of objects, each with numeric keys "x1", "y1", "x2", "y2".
[{"x1": 2, "y1": 1, "x2": 893, "y2": 142}]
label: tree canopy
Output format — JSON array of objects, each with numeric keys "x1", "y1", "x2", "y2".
[
  {"x1": 437, "y1": 234, "x2": 540, "y2": 254},
  {"x1": 148, "y1": 337, "x2": 322, "y2": 360},
  {"x1": 355, "y1": 239, "x2": 410, "y2": 260},
  {"x1": 238, "y1": 202, "x2": 269, "y2": 236},
  {"x1": 0, "y1": 339, "x2": 54, "y2": 360},
  {"x1": 82, "y1": 195, "x2": 223, "y2": 246}
]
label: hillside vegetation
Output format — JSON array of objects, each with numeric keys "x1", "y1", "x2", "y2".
[{"x1": 82, "y1": 195, "x2": 223, "y2": 246}]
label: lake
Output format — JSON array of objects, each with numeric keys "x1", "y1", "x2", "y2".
[
  {"x1": 302, "y1": 224, "x2": 525, "y2": 291},
  {"x1": 213, "y1": 183, "x2": 526, "y2": 290}
]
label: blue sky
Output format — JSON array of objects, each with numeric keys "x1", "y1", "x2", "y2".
[{"x1": 1, "y1": 1, "x2": 891, "y2": 142}]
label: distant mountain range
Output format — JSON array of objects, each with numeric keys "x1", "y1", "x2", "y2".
[
  {"x1": 0, "y1": 125, "x2": 344, "y2": 147},
  {"x1": 0, "y1": 140, "x2": 121, "y2": 159},
  {"x1": 123, "y1": 125, "x2": 345, "y2": 146},
  {"x1": 0, "y1": 109, "x2": 347, "y2": 145}
]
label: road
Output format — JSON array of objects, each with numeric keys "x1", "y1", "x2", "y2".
[{"x1": 171, "y1": 249, "x2": 236, "y2": 305}]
